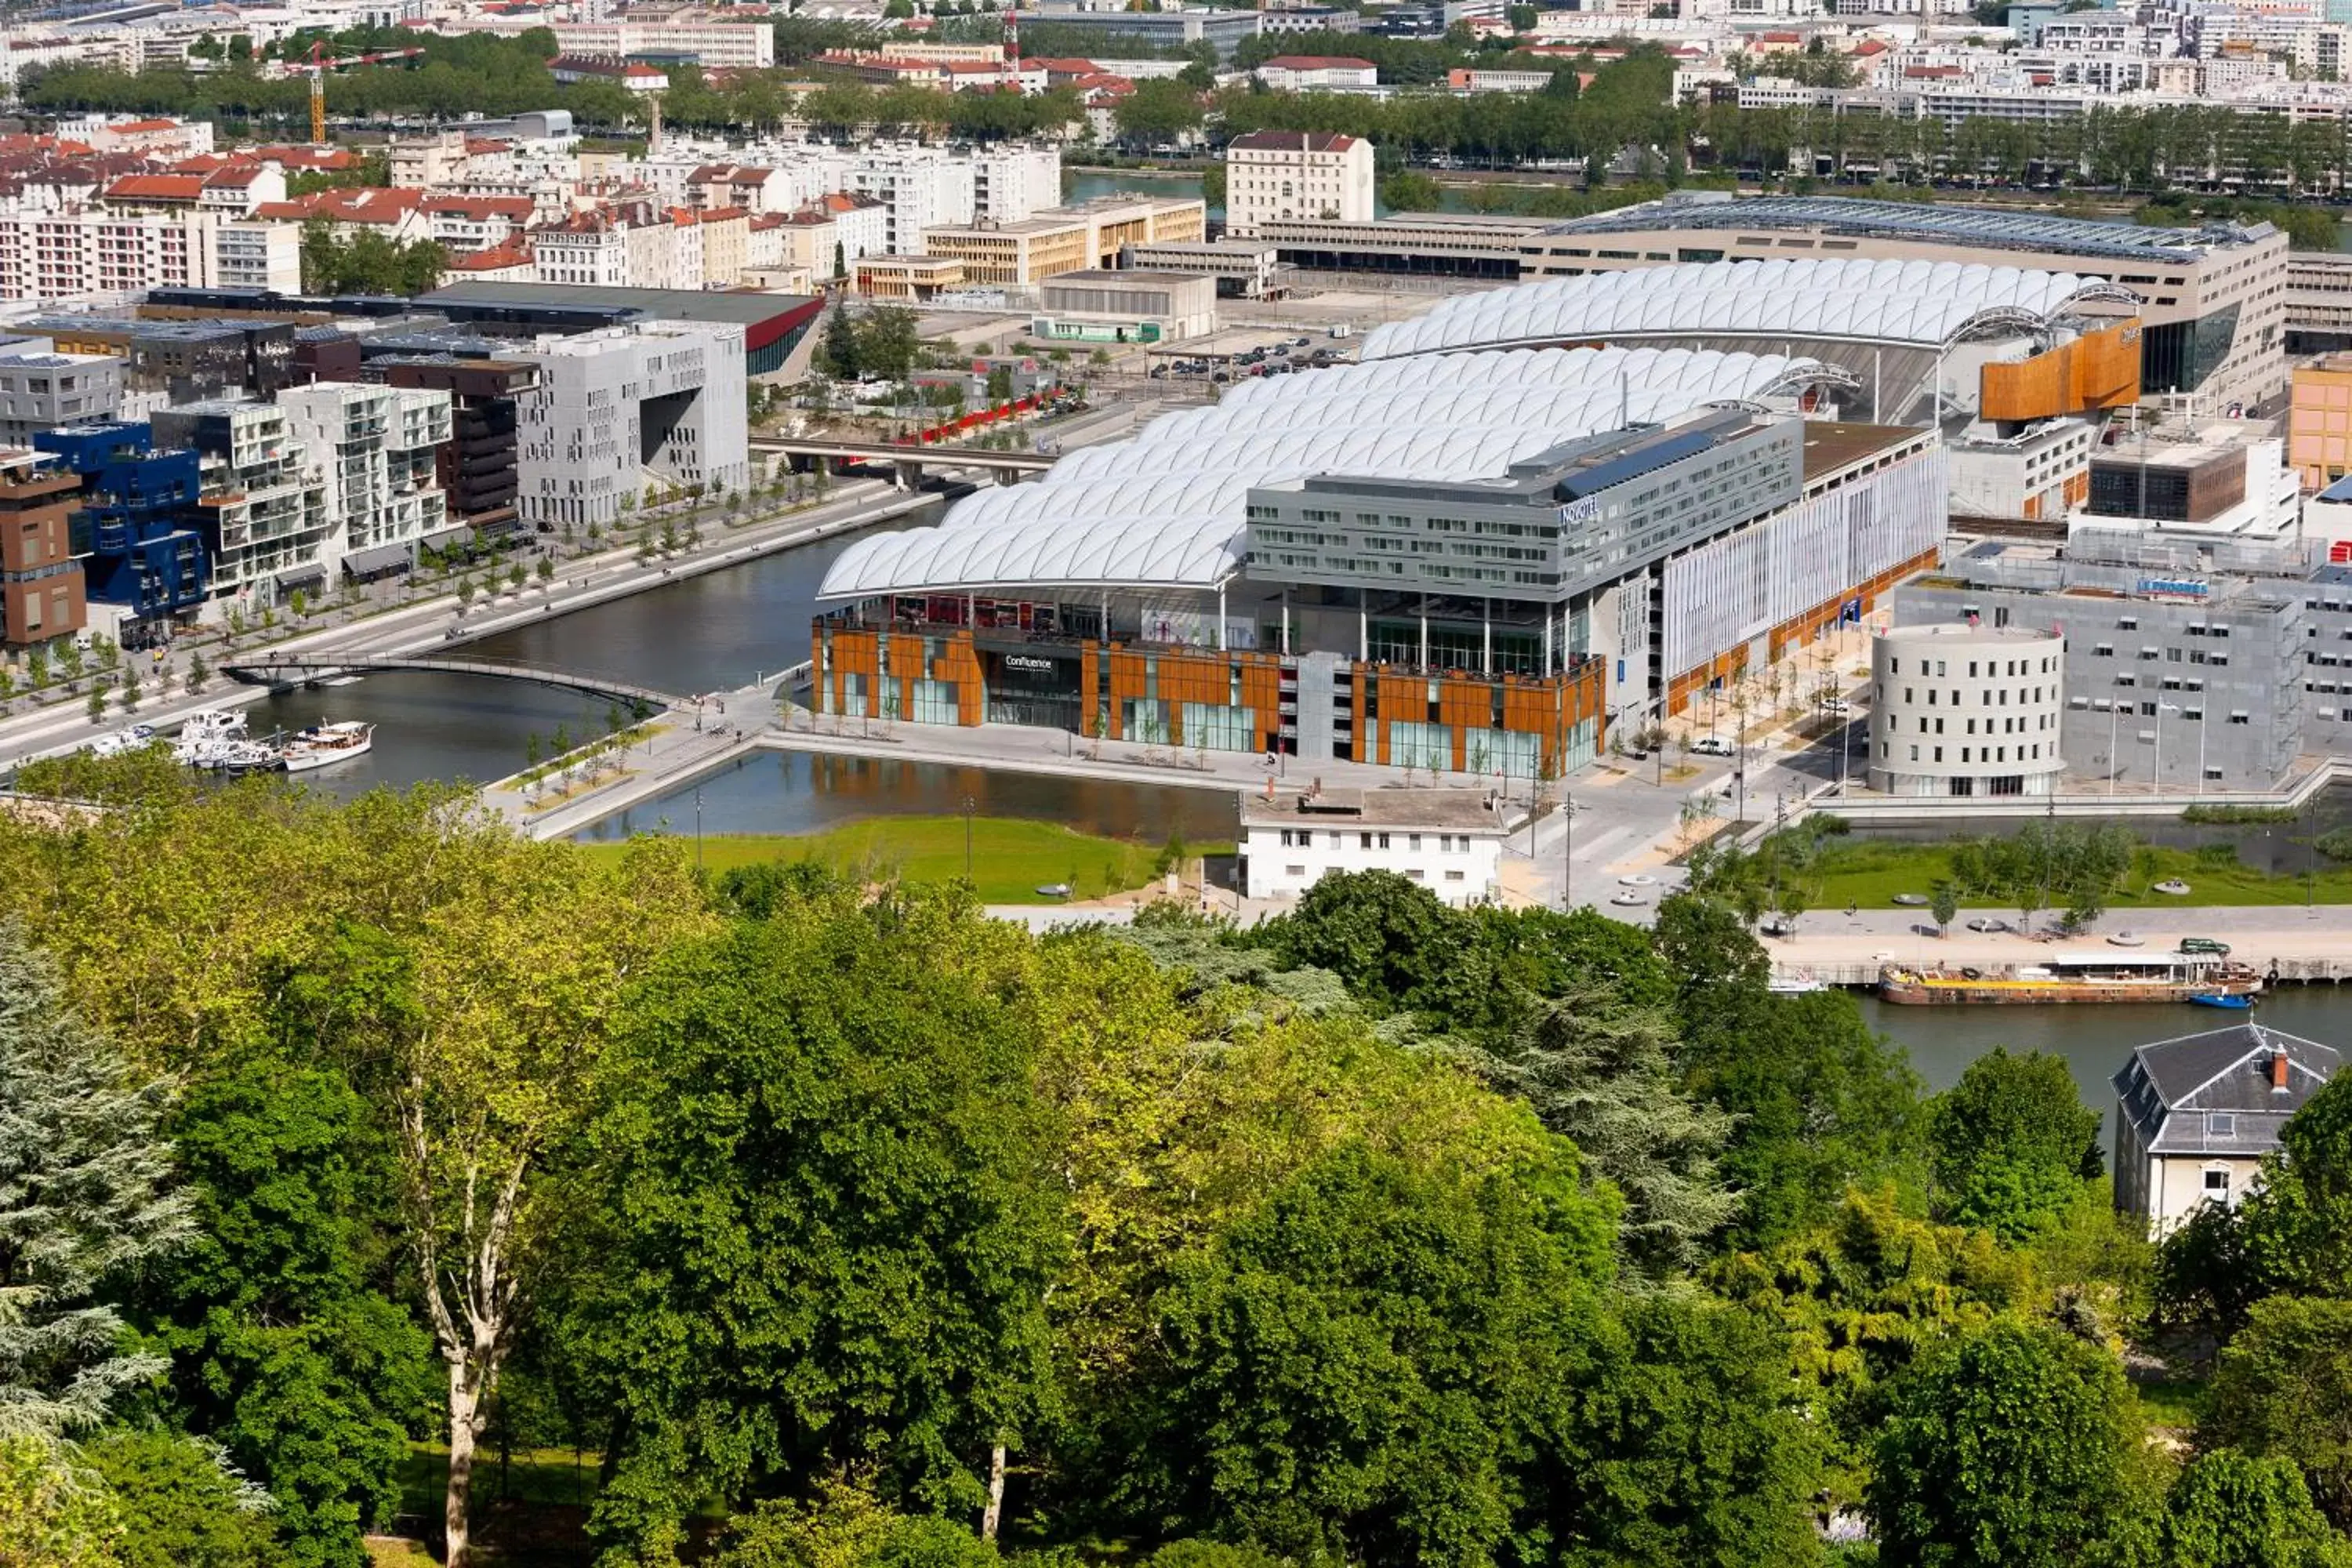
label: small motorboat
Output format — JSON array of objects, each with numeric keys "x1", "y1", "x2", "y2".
[
  {"x1": 210, "y1": 739, "x2": 285, "y2": 775},
  {"x1": 85, "y1": 724, "x2": 155, "y2": 757},
  {"x1": 2188, "y1": 992, "x2": 2256, "y2": 1011},
  {"x1": 281, "y1": 720, "x2": 373, "y2": 773},
  {"x1": 172, "y1": 710, "x2": 248, "y2": 764}
]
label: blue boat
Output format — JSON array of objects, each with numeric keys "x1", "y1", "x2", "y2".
[{"x1": 2187, "y1": 993, "x2": 2255, "y2": 1011}]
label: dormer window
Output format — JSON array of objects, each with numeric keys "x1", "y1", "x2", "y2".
[{"x1": 2207, "y1": 1112, "x2": 2236, "y2": 1138}]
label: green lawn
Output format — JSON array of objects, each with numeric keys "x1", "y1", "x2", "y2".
[
  {"x1": 581, "y1": 815, "x2": 1232, "y2": 903},
  {"x1": 1797, "y1": 840, "x2": 2352, "y2": 909}
]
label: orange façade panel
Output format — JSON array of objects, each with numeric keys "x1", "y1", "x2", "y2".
[{"x1": 1980, "y1": 320, "x2": 2142, "y2": 423}]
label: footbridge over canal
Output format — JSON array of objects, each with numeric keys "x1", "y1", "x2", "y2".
[{"x1": 223, "y1": 653, "x2": 688, "y2": 712}]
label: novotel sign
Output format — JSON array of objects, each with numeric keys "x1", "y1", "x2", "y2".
[{"x1": 2137, "y1": 578, "x2": 2209, "y2": 599}]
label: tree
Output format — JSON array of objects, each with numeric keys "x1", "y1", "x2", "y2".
[
  {"x1": 1483, "y1": 987, "x2": 1739, "y2": 1274},
  {"x1": 1927, "y1": 1048, "x2": 2102, "y2": 1241},
  {"x1": 535, "y1": 557, "x2": 554, "y2": 590},
  {"x1": 709, "y1": 1477, "x2": 999, "y2": 1568},
  {"x1": 818, "y1": 302, "x2": 862, "y2": 381},
  {"x1": 0, "y1": 1435, "x2": 123, "y2": 1568},
  {"x1": 2205, "y1": 1294, "x2": 2352, "y2": 1531},
  {"x1": 2161, "y1": 1449, "x2": 2351, "y2": 1568},
  {"x1": 86, "y1": 684, "x2": 107, "y2": 726},
  {"x1": 1255, "y1": 869, "x2": 1464, "y2": 1013},
  {"x1": 1868, "y1": 1318, "x2": 2154, "y2": 1568},
  {"x1": 1679, "y1": 987, "x2": 1927, "y2": 1248},
  {"x1": 85, "y1": 1430, "x2": 281, "y2": 1568},
  {"x1": 2238, "y1": 1071, "x2": 2352, "y2": 1299},
  {"x1": 0, "y1": 927, "x2": 191, "y2": 1439},
  {"x1": 144, "y1": 1035, "x2": 437, "y2": 1567},
  {"x1": 1650, "y1": 891, "x2": 1769, "y2": 997},
  {"x1": 856, "y1": 304, "x2": 922, "y2": 383},
  {"x1": 1930, "y1": 880, "x2": 1958, "y2": 936},
  {"x1": 574, "y1": 894, "x2": 1064, "y2": 1560},
  {"x1": 1127, "y1": 1141, "x2": 1614, "y2": 1566}
]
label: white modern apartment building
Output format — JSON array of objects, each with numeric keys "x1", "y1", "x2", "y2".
[
  {"x1": 849, "y1": 150, "x2": 979, "y2": 253},
  {"x1": 0, "y1": 209, "x2": 299, "y2": 301},
  {"x1": 280, "y1": 383, "x2": 453, "y2": 581},
  {"x1": 1223, "y1": 130, "x2": 1376, "y2": 238},
  {"x1": 1867, "y1": 623, "x2": 2067, "y2": 798},
  {"x1": 972, "y1": 146, "x2": 1065, "y2": 225},
  {"x1": 514, "y1": 321, "x2": 750, "y2": 531}
]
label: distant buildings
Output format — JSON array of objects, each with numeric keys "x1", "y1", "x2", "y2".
[
  {"x1": 1240, "y1": 786, "x2": 1509, "y2": 905},
  {"x1": 1223, "y1": 131, "x2": 1377, "y2": 238}
]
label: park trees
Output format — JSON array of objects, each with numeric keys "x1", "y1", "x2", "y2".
[
  {"x1": 1926, "y1": 1048, "x2": 2103, "y2": 1241},
  {"x1": 2236, "y1": 1073, "x2": 2352, "y2": 1300},
  {"x1": 1867, "y1": 1318, "x2": 2155, "y2": 1568},
  {"x1": 0, "y1": 927, "x2": 191, "y2": 1439},
  {"x1": 574, "y1": 891, "x2": 1066, "y2": 1560},
  {"x1": 2205, "y1": 1294, "x2": 2352, "y2": 1531},
  {"x1": 2160, "y1": 1450, "x2": 2351, "y2": 1568}
]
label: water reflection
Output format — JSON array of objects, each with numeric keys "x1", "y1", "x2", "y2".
[{"x1": 574, "y1": 749, "x2": 1240, "y2": 844}]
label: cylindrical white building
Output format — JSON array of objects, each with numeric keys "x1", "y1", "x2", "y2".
[{"x1": 1869, "y1": 623, "x2": 2066, "y2": 798}]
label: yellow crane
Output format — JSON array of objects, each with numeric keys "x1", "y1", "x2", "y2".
[{"x1": 309, "y1": 41, "x2": 325, "y2": 145}]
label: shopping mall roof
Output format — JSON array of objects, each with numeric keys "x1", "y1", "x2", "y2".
[
  {"x1": 818, "y1": 345, "x2": 1845, "y2": 598},
  {"x1": 1362, "y1": 258, "x2": 2134, "y2": 361},
  {"x1": 1537, "y1": 194, "x2": 2272, "y2": 263}
]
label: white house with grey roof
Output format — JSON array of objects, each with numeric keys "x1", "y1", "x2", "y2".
[{"x1": 2113, "y1": 1023, "x2": 2339, "y2": 1236}]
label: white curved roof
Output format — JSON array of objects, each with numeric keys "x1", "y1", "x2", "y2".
[
  {"x1": 820, "y1": 346, "x2": 1838, "y2": 597},
  {"x1": 1361, "y1": 259, "x2": 2124, "y2": 361}
]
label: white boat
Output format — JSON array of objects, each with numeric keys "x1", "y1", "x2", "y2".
[
  {"x1": 281, "y1": 720, "x2": 372, "y2": 772},
  {"x1": 211, "y1": 739, "x2": 285, "y2": 775},
  {"x1": 85, "y1": 724, "x2": 156, "y2": 757},
  {"x1": 172, "y1": 710, "x2": 248, "y2": 764},
  {"x1": 1767, "y1": 976, "x2": 1827, "y2": 996}
]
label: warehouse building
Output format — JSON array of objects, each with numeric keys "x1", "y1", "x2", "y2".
[{"x1": 813, "y1": 339, "x2": 1944, "y2": 777}]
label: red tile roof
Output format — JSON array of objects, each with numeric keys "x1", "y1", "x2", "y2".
[{"x1": 103, "y1": 172, "x2": 205, "y2": 201}]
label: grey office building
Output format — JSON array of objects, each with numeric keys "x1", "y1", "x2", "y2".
[
  {"x1": 0, "y1": 350, "x2": 122, "y2": 446},
  {"x1": 1895, "y1": 531, "x2": 2310, "y2": 793}
]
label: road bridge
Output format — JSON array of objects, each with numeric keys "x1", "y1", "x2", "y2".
[
  {"x1": 749, "y1": 436, "x2": 1055, "y2": 489},
  {"x1": 222, "y1": 653, "x2": 687, "y2": 711}
]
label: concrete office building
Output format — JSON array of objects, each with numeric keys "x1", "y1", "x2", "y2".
[
  {"x1": 812, "y1": 342, "x2": 1941, "y2": 776},
  {"x1": 1867, "y1": 623, "x2": 2067, "y2": 797},
  {"x1": 512, "y1": 320, "x2": 749, "y2": 531},
  {"x1": 1895, "y1": 531, "x2": 2309, "y2": 793},
  {"x1": 1033, "y1": 270, "x2": 1216, "y2": 343},
  {"x1": 1511, "y1": 195, "x2": 2288, "y2": 416},
  {"x1": 0, "y1": 350, "x2": 122, "y2": 445},
  {"x1": 1027, "y1": 5, "x2": 1262, "y2": 60},
  {"x1": 1224, "y1": 131, "x2": 1377, "y2": 238}
]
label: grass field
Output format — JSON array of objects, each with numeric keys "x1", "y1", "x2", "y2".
[
  {"x1": 580, "y1": 815, "x2": 1232, "y2": 903},
  {"x1": 1796, "y1": 839, "x2": 2352, "y2": 909}
]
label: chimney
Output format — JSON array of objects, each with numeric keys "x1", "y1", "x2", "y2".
[{"x1": 2273, "y1": 1048, "x2": 2291, "y2": 1094}]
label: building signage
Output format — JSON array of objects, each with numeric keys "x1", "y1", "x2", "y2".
[
  {"x1": 1557, "y1": 496, "x2": 1602, "y2": 528},
  {"x1": 2137, "y1": 578, "x2": 2209, "y2": 599},
  {"x1": 996, "y1": 652, "x2": 1070, "y2": 683}
]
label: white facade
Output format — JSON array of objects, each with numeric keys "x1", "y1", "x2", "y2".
[
  {"x1": 1868, "y1": 622, "x2": 2067, "y2": 797},
  {"x1": 1240, "y1": 789, "x2": 1507, "y2": 905},
  {"x1": 971, "y1": 146, "x2": 1064, "y2": 225},
  {"x1": 0, "y1": 209, "x2": 298, "y2": 300},
  {"x1": 849, "y1": 151, "x2": 978, "y2": 254},
  {"x1": 1223, "y1": 131, "x2": 1376, "y2": 238},
  {"x1": 548, "y1": 16, "x2": 775, "y2": 67},
  {"x1": 281, "y1": 383, "x2": 452, "y2": 579},
  {"x1": 514, "y1": 321, "x2": 750, "y2": 532}
]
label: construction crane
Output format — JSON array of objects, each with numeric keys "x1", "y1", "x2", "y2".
[{"x1": 308, "y1": 39, "x2": 325, "y2": 145}]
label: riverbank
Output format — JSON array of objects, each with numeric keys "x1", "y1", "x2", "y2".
[
  {"x1": 576, "y1": 818, "x2": 1232, "y2": 903},
  {"x1": 1790, "y1": 837, "x2": 2352, "y2": 909}
]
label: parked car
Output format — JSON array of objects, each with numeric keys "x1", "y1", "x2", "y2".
[
  {"x1": 1690, "y1": 735, "x2": 1737, "y2": 757},
  {"x1": 1294, "y1": 336, "x2": 1312, "y2": 347},
  {"x1": 2180, "y1": 936, "x2": 2233, "y2": 956},
  {"x1": 1821, "y1": 697, "x2": 1852, "y2": 716}
]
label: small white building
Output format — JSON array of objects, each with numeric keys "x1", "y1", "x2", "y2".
[
  {"x1": 1240, "y1": 785, "x2": 1509, "y2": 905},
  {"x1": 1255, "y1": 53, "x2": 1380, "y2": 90},
  {"x1": 2113, "y1": 1024, "x2": 2339, "y2": 1236}
]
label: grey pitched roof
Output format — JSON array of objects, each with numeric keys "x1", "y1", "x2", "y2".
[{"x1": 2112, "y1": 1023, "x2": 2339, "y2": 1160}]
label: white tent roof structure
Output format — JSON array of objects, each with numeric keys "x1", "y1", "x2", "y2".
[
  {"x1": 1361, "y1": 258, "x2": 2137, "y2": 361},
  {"x1": 818, "y1": 346, "x2": 1844, "y2": 598}
]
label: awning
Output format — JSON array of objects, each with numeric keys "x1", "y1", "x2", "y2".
[
  {"x1": 420, "y1": 524, "x2": 474, "y2": 551},
  {"x1": 274, "y1": 566, "x2": 327, "y2": 593},
  {"x1": 341, "y1": 542, "x2": 413, "y2": 576}
]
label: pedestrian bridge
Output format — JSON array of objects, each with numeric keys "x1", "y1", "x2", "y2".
[
  {"x1": 749, "y1": 436, "x2": 1055, "y2": 485},
  {"x1": 221, "y1": 652, "x2": 687, "y2": 712}
]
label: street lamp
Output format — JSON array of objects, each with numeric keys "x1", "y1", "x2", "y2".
[
  {"x1": 962, "y1": 793, "x2": 977, "y2": 880},
  {"x1": 2156, "y1": 702, "x2": 2180, "y2": 797},
  {"x1": 1559, "y1": 789, "x2": 1577, "y2": 911}
]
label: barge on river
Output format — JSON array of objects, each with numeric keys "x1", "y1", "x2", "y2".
[{"x1": 1879, "y1": 951, "x2": 2263, "y2": 1005}]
